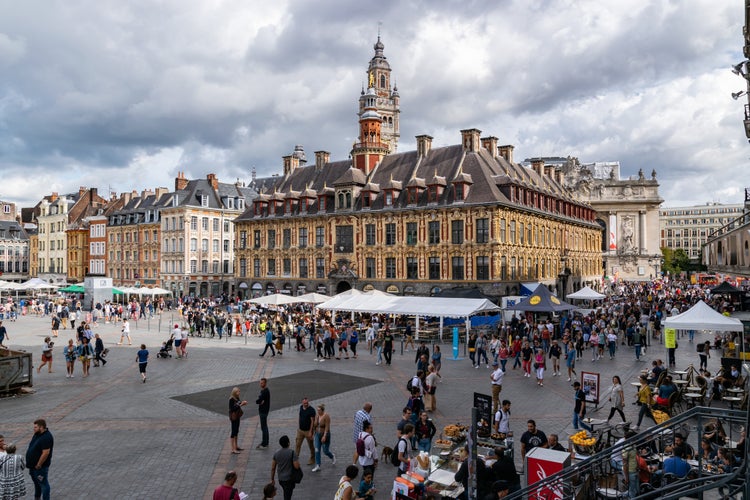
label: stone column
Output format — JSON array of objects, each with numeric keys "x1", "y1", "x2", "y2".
[{"x1": 639, "y1": 210, "x2": 647, "y2": 254}]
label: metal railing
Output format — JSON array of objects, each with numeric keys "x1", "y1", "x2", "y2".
[{"x1": 507, "y1": 405, "x2": 748, "y2": 499}]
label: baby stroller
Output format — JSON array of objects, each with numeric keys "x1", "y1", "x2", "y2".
[{"x1": 157, "y1": 335, "x2": 174, "y2": 359}]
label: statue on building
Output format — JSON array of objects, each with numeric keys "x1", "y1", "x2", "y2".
[
  {"x1": 620, "y1": 216, "x2": 635, "y2": 254},
  {"x1": 638, "y1": 168, "x2": 644, "y2": 180}
]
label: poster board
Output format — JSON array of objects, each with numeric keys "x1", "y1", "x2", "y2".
[
  {"x1": 664, "y1": 328, "x2": 676, "y2": 348},
  {"x1": 581, "y1": 371, "x2": 600, "y2": 405},
  {"x1": 473, "y1": 392, "x2": 492, "y2": 438}
]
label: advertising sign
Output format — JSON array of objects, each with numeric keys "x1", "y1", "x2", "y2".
[
  {"x1": 525, "y1": 447, "x2": 571, "y2": 499},
  {"x1": 609, "y1": 214, "x2": 617, "y2": 251},
  {"x1": 473, "y1": 393, "x2": 492, "y2": 438},
  {"x1": 664, "y1": 328, "x2": 676, "y2": 348},
  {"x1": 581, "y1": 371, "x2": 600, "y2": 404}
]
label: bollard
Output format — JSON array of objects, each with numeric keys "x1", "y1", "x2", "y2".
[{"x1": 400, "y1": 338, "x2": 404, "y2": 356}]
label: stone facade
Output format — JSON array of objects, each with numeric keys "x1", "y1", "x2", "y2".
[{"x1": 555, "y1": 158, "x2": 664, "y2": 281}]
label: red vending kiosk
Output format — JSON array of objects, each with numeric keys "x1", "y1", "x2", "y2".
[{"x1": 524, "y1": 447, "x2": 571, "y2": 500}]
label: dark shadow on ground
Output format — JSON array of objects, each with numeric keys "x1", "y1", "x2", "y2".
[{"x1": 172, "y1": 369, "x2": 382, "y2": 416}]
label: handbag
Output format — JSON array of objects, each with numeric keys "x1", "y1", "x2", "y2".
[
  {"x1": 229, "y1": 407, "x2": 244, "y2": 421},
  {"x1": 291, "y1": 465, "x2": 303, "y2": 484}
]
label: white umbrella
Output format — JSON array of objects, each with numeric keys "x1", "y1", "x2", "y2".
[
  {"x1": 20, "y1": 278, "x2": 59, "y2": 290},
  {"x1": 249, "y1": 293, "x2": 298, "y2": 306},
  {"x1": 292, "y1": 292, "x2": 330, "y2": 304}
]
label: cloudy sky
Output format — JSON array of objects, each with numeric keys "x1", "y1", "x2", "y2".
[{"x1": 0, "y1": 0, "x2": 747, "y2": 208}]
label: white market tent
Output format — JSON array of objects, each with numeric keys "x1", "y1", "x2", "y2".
[
  {"x1": 317, "y1": 293, "x2": 501, "y2": 344},
  {"x1": 291, "y1": 292, "x2": 331, "y2": 304},
  {"x1": 248, "y1": 293, "x2": 299, "y2": 306},
  {"x1": 566, "y1": 286, "x2": 606, "y2": 300},
  {"x1": 19, "y1": 278, "x2": 59, "y2": 290},
  {"x1": 663, "y1": 300, "x2": 744, "y2": 332}
]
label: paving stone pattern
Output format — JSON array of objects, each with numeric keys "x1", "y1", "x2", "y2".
[{"x1": 0, "y1": 313, "x2": 729, "y2": 499}]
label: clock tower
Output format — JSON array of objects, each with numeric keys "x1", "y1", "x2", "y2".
[{"x1": 359, "y1": 35, "x2": 400, "y2": 154}]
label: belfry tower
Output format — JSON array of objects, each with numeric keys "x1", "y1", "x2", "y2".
[{"x1": 352, "y1": 35, "x2": 400, "y2": 174}]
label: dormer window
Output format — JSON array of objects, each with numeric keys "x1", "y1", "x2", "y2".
[
  {"x1": 238, "y1": 199, "x2": 244, "y2": 210},
  {"x1": 362, "y1": 192, "x2": 372, "y2": 208},
  {"x1": 385, "y1": 191, "x2": 393, "y2": 206},
  {"x1": 455, "y1": 184, "x2": 465, "y2": 201},
  {"x1": 227, "y1": 197, "x2": 235, "y2": 209},
  {"x1": 320, "y1": 197, "x2": 327, "y2": 211},
  {"x1": 337, "y1": 190, "x2": 352, "y2": 209},
  {"x1": 201, "y1": 195, "x2": 209, "y2": 207}
]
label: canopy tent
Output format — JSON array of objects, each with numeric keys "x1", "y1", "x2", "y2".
[
  {"x1": 112, "y1": 288, "x2": 124, "y2": 295},
  {"x1": 504, "y1": 284, "x2": 577, "y2": 312},
  {"x1": 59, "y1": 284, "x2": 85, "y2": 293},
  {"x1": 0, "y1": 281, "x2": 22, "y2": 290},
  {"x1": 140, "y1": 287, "x2": 173, "y2": 296},
  {"x1": 520, "y1": 282, "x2": 542, "y2": 296},
  {"x1": 248, "y1": 293, "x2": 299, "y2": 306},
  {"x1": 566, "y1": 286, "x2": 606, "y2": 300},
  {"x1": 317, "y1": 294, "x2": 500, "y2": 318},
  {"x1": 315, "y1": 288, "x2": 364, "y2": 310},
  {"x1": 663, "y1": 300, "x2": 743, "y2": 332},
  {"x1": 710, "y1": 281, "x2": 743, "y2": 295},
  {"x1": 19, "y1": 278, "x2": 59, "y2": 290},
  {"x1": 292, "y1": 292, "x2": 330, "y2": 304}
]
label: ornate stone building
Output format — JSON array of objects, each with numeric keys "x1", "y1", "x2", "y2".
[
  {"x1": 551, "y1": 158, "x2": 663, "y2": 281},
  {"x1": 0, "y1": 200, "x2": 29, "y2": 282},
  {"x1": 233, "y1": 39, "x2": 603, "y2": 299}
]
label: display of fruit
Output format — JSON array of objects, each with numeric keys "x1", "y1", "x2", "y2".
[
  {"x1": 443, "y1": 424, "x2": 464, "y2": 438},
  {"x1": 435, "y1": 439, "x2": 453, "y2": 446},
  {"x1": 570, "y1": 430, "x2": 597, "y2": 447},
  {"x1": 490, "y1": 433, "x2": 504, "y2": 440}
]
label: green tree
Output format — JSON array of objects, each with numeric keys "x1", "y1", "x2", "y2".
[{"x1": 660, "y1": 247, "x2": 692, "y2": 275}]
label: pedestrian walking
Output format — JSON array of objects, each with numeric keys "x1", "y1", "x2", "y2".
[
  {"x1": 25, "y1": 419, "x2": 53, "y2": 500},
  {"x1": 698, "y1": 340, "x2": 711, "y2": 370},
  {"x1": 212, "y1": 470, "x2": 240, "y2": 500},
  {"x1": 271, "y1": 435, "x2": 301, "y2": 500},
  {"x1": 548, "y1": 339, "x2": 561, "y2": 376},
  {"x1": 565, "y1": 341, "x2": 577, "y2": 381},
  {"x1": 383, "y1": 328, "x2": 393, "y2": 366},
  {"x1": 63, "y1": 339, "x2": 77, "y2": 378},
  {"x1": 256, "y1": 378, "x2": 270, "y2": 449},
  {"x1": 294, "y1": 397, "x2": 316, "y2": 466},
  {"x1": 37, "y1": 337, "x2": 54, "y2": 374},
  {"x1": 136, "y1": 344, "x2": 149, "y2": 383},
  {"x1": 425, "y1": 364, "x2": 438, "y2": 412},
  {"x1": 534, "y1": 348, "x2": 545, "y2": 387},
  {"x1": 490, "y1": 360, "x2": 504, "y2": 414},
  {"x1": 259, "y1": 327, "x2": 276, "y2": 357},
  {"x1": 351, "y1": 403, "x2": 373, "y2": 464},
  {"x1": 312, "y1": 403, "x2": 336, "y2": 472},
  {"x1": 77, "y1": 337, "x2": 94, "y2": 377},
  {"x1": 572, "y1": 381, "x2": 592, "y2": 431},
  {"x1": 606, "y1": 375, "x2": 627, "y2": 423},
  {"x1": 228, "y1": 387, "x2": 248, "y2": 453},
  {"x1": 431, "y1": 344, "x2": 442, "y2": 377},
  {"x1": 0, "y1": 321, "x2": 8, "y2": 348},
  {"x1": 0, "y1": 443, "x2": 27, "y2": 499},
  {"x1": 93, "y1": 333, "x2": 107, "y2": 367},
  {"x1": 118, "y1": 319, "x2": 132, "y2": 345}
]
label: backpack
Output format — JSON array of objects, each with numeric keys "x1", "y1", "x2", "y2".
[
  {"x1": 356, "y1": 432, "x2": 367, "y2": 457},
  {"x1": 391, "y1": 437, "x2": 406, "y2": 467},
  {"x1": 406, "y1": 377, "x2": 415, "y2": 392}
]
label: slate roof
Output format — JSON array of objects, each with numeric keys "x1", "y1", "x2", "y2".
[{"x1": 237, "y1": 139, "x2": 593, "y2": 224}]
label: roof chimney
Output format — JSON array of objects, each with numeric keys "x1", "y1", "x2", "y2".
[
  {"x1": 207, "y1": 173, "x2": 219, "y2": 190},
  {"x1": 155, "y1": 187, "x2": 169, "y2": 199},
  {"x1": 481, "y1": 136, "x2": 498, "y2": 159},
  {"x1": 50, "y1": 192, "x2": 58, "y2": 202},
  {"x1": 554, "y1": 168, "x2": 563, "y2": 185},
  {"x1": 460, "y1": 128, "x2": 481, "y2": 153},
  {"x1": 499, "y1": 145, "x2": 514, "y2": 163},
  {"x1": 79, "y1": 186, "x2": 86, "y2": 198},
  {"x1": 544, "y1": 164, "x2": 554, "y2": 178},
  {"x1": 175, "y1": 171, "x2": 189, "y2": 191},
  {"x1": 416, "y1": 135, "x2": 433, "y2": 157},
  {"x1": 314, "y1": 151, "x2": 330, "y2": 171},
  {"x1": 531, "y1": 159, "x2": 544, "y2": 177}
]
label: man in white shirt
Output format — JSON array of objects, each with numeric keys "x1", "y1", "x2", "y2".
[
  {"x1": 356, "y1": 420, "x2": 377, "y2": 476},
  {"x1": 494, "y1": 400, "x2": 511, "y2": 435},
  {"x1": 490, "y1": 361, "x2": 505, "y2": 414}
]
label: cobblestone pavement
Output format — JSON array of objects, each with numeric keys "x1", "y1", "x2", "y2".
[{"x1": 0, "y1": 312, "x2": 733, "y2": 499}]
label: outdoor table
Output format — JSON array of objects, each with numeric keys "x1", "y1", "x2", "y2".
[
  {"x1": 722, "y1": 396, "x2": 742, "y2": 409},
  {"x1": 671, "y1": 370, "x2": 688, "y2": 379},
  {"x1": 684, "y1": 393, "x2": 704, "y2": 407},
  {"x1": 725, "y1": 387, "x2": 744, "y2": 395},
  {"x1": 582, "y1": 418, "x2": 607, "y2": 431},
  {"x1": 686, "y1": 386, "x2": 701, "y2": 392},
  {"x1": 630, "y1": 382, "x2": 642, "y2": 388},
  {"x1": 674, "y1": 380, "x2": 689, "y2": 386}
]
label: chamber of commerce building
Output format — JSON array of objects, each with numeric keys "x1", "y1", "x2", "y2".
[{"x1": 233, "y1": 38, "x2": 603, "y2": 300}]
